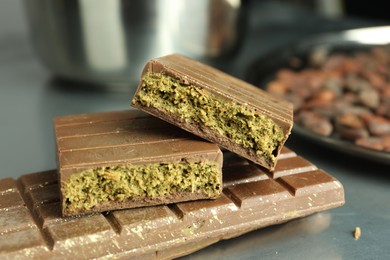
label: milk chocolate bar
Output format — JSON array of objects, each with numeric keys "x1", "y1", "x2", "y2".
[
  {"x1": 0, "y1": 148, "x2": 345, "y2": 259},
  {"x1": 131, "y1": 54, "x2": 293, "y2": 171},
  {"x1": 54, "y1": 110, "x2": 223, "y2": 217}
]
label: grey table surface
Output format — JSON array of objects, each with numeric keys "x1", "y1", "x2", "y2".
[{"x1": 1, "y1": 0, "x2": 389, "y2": 259}]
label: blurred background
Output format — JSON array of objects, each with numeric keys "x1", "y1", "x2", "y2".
[{"x1": 2, "y1": 0, "x2": 389, "y2": 93}]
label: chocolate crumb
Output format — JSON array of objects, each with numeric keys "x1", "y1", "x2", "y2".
[{"x1": 354, "y1": 226, "x2": 361, "y2": 240}]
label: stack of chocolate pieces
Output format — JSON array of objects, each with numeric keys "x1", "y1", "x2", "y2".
[{"x1": 0, "y1": 54, "x2": 345, "y2": 259}]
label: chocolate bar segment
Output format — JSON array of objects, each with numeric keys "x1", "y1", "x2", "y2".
[
  {"x1": 131, "y1": 54, "x2": 293, "y2": 171},
  {"x1": 54, "y1": 110, "x2": 223, "y2": 217},
  {"x1": 0, "y1": 148, "x2": 344, "y2": 259}
]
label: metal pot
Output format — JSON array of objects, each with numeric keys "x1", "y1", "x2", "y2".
[{"x1": 24, "y1": 0, "x2": 244, "y2": 90}]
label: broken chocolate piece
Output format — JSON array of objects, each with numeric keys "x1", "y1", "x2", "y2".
[
  {"x1": 0, "y1": 148, "x2": 344, "y2": 259},
  {"x1": 54, "y1": 110, "x2": 223, "y2": 217},
  {"x1": 131, "y1": 54, "x2": 293, "y2": 171}
]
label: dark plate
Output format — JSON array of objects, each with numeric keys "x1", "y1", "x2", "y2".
[{"x1": 246, "y1": 26, "x2": 390, "y2": 165}]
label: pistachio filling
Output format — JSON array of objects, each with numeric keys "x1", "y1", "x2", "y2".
[
  {"x1": 132, "y1": 72, "x2": 284, "y2": 164},
  {"x1": 64, "y1": 162, "x2": 221, "y2": 212}
]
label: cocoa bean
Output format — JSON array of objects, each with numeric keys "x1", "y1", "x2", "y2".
[
  {"x1": 265, "y1": 44, "x2": 390, "y2": 152},
  {"x1": 359, "y1": 88, "x2": 380, "y2": 109},
  {"x1": 297, "y1": 111, "x2": 333, "y2": 136},
  {"x1": 362, "y1": 115, "x2": 390, "y2": 136},
  {"x1": 355, "y1": 137, "x2": 384, "y2": 150}
]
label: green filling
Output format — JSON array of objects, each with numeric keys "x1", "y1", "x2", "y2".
[
  {"x1": 132, "y1": 72, "x2": 284, "y2": 164},
  {"x1": 64, "y1": 162, "x2": 220, "y2": 212}
]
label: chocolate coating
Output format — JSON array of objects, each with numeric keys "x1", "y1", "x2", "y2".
[
  {"x1": 54, "y1": 110, "x2": 223, "y2": 216},
  {"x1": 132, "y1": 54, "x2": 293, "y2": 171},
  {"x1": 0, "y1": 148, "x2": 344, "y2": 259}
]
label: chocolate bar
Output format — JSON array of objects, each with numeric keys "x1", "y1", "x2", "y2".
[
  {"x1": 0, "y1": 148, "x2": 345, "y2": 259},
  {"x1": 131, "y1": 54, "x2": 293, "y2": 171},
  {"x1": 54, "y1": 110, "x2": 223, "y2": 217}
]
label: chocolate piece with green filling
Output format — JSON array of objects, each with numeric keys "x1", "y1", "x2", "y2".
[
  {"x1": 0, "y1": 147, "x2": 345, "y2": 259},
  {"x1": 132, "y1": 54, "x2": 293, "y2": 171},
  {"x1": 54, "y1": 110, "x2": 223, "y2": 217}
]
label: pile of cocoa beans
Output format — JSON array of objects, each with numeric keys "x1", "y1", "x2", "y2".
[{"x1": 266, "y1": 45, "x2": 390, "y2": 152}]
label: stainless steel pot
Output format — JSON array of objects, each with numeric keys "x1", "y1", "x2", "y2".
[{"x1": 24, "y1": 0, "x2": 243, "y2": 90}]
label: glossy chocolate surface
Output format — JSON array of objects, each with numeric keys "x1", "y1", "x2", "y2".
[
  {"x1": 0, "y1": 147, "x2": 344, "y2": 259},
  {"x1": 54, "y1": 110, "x2": 223, "y2": 216}
]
